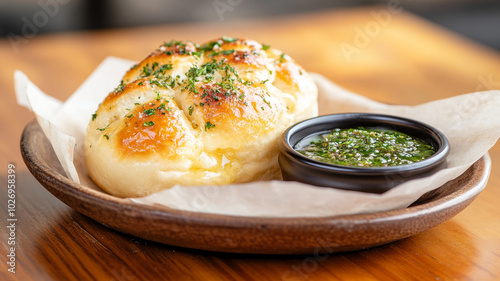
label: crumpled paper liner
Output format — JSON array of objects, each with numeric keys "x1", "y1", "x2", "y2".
[{"x1": 15, "y1": 56, "x2": 500, "y2": 217}]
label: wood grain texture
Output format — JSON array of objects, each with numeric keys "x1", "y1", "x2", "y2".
[{"x1": 1, "y1": 6, "x2": 500, "y2": 281}]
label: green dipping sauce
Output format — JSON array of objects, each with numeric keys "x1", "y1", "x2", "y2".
[{"x1": 295, "y1": 127, "x2": 436, "y2": 167}]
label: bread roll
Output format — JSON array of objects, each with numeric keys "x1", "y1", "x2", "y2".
[{"x1": 85, "y1": 37, "x2": 317, "y2": 197}]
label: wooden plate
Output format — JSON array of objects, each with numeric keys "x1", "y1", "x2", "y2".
[{"x1": 21, "y1": 120, "x2": 490, "y2": 254}]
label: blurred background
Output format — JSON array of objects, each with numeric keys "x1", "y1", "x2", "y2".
[{"x1": 1, "y1": 0, "x2": 499, "y2": 50}]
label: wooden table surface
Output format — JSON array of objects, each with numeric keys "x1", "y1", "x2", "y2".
[{"x1": 1, "y1": 6, "x2": 500, "y2": 281}]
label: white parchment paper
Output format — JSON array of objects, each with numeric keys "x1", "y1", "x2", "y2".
[{"x1": 15, "y1": 56, "x2": 500, "y2": 217}]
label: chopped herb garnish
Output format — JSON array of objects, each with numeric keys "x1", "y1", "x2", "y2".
[
  {"x1": 114, "y1": 80, "x2": 125, "y2": 93},
  {"x1": 259, "y1": 94, "x2": 272, "y2": 108},
  {"x1": 163, "y1": 40, "x2": 185, "y2": 47},
  {"x1": 204, "y1": 121, "x2": 216, "y2": 131},
  {"x1": 203, "y1": 76, "x2": 214, "y2": 83},
  {"x1": 184, "y1": 59, "x2": 229, "y2": 94},
  {"x1": 196, "y1": 41, "x2": 219, "y2": 52},
  {"x1": 261, "y1": 79, "x2": 269, "y2": 84},
  {"x1": 143, "y1": 108, "x2": 156, "y2": 116},
  {"x1": 262, "y1": 44, "x2": 270, "y2": 50},
  {"x1": 210, "y1": 49, "x2": 236, "y2": 57},
  {"x1": 96, "y1": 125, "x2": 109, "y2": 131},
  {"x1": 125, "y1": 113, "x2": 133, "y2": 118},
  {"x1": 141, "y1": 66, "x2": 151, "y2": 76},
  {"x1": 91, "y1": 113, "x2": 97, "y2": 121},
  {"x1": 279, "y1": 53, "x2": 287, "y2": 63},
  {"x1": 103, "y1": 134, "x2": 109, "y2": 140},
  {"x1": 188, "y1": 105, "x2": 194, "y2": 115},
  {"x1": 161, "y1": 64, "x2": 172, "y2": 70},
  {"x1": 222, "y1": 36, "x2": 237, "y2": 43},
  {"x1": 143, "y1": 121, "x2": 155, "y2": 127}
]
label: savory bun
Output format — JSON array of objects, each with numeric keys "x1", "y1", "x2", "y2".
[{"x1": 85, "y1": 37, "x2": 317, "y2": 197}]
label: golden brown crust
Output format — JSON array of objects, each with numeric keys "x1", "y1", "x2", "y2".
[
  {"x1": 117, "y1": 97, "x2": 186, "y2": 157},
  {"x1": 85, "y1": 37, "x2": 317, "y2": 197}
]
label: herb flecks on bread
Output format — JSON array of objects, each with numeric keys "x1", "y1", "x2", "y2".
[{"x1": 85, "y1": 37, "x2": 318, "y2": 197}]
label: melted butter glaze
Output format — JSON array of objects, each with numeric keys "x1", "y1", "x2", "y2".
[{"x1": 117, "y1": 98, "x2": 187, "y2": 157}]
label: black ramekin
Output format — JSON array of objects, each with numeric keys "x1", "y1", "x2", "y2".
[{"x1": 278, "y1": 113, "x2": 450, "y2": 194}]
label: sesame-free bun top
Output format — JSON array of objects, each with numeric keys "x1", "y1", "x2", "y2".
[{"x1": 85, "y1": 37, "x2": 318, "y2": 197}]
